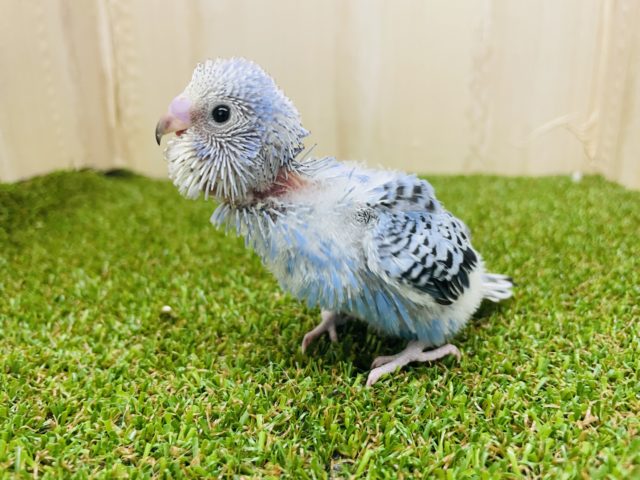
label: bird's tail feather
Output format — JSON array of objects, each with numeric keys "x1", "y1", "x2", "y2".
[{"x1": 482, "y1": 273, "x2": 514, "y2": 302}]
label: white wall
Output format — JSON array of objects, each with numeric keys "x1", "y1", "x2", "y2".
[{"x1": 1, "y1": 0, "x2": 638, "y2": 188}]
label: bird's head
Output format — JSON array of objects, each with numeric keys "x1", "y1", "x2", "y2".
[{"x1": 155, "y1": 58, "x2": 308, "y2": 204}]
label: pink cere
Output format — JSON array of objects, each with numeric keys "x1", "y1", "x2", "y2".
[{"x1": 169, "y1": 95, "x2": 192, "y2": 123}]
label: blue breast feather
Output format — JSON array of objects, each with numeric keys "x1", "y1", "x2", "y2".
[{"x1": 210, "y1": 174, "x2": 475, "y2": 344}]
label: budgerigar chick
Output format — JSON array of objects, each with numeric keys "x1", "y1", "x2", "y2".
[{"x1": 155, "y1": 58, "x2": 513, "y2": 386}]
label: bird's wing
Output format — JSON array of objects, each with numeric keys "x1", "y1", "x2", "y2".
[{"x1": 366, "y1": 178, "x2": 479, "y2": 306}]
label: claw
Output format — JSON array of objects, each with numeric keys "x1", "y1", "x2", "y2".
[
  {"x1": 301, "y1": 333, "x2": 313, "y2": 354},
  {"x1": 328, "y1": 325, "x2": 338, "y2": 343},
  {"x1": 300, "y1": 310, "x2": 342, "y2": 353}
]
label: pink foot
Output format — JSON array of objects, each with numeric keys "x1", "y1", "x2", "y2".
[
  {"x1": 366, "y1": 342, "x2": 461, "y2": 386},
  {"x1": 301, "y1": 310, "x2": 345, "y2": 353}
]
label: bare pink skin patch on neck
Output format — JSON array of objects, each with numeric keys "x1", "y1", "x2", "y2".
[{"x1": 252, "y1": 170, "x2": 308, "y2": 200}]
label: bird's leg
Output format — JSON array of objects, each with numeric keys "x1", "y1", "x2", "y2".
[
  {"x1": 301, "y1": 310, "x2": 345, "y2": 353},
  {"x1": 366, "y1": 341, "x2": 461, "y2": 386}
]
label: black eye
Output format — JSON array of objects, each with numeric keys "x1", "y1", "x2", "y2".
[{"x1": 212, "y1": 105, "x2": 230, "y2": 123}]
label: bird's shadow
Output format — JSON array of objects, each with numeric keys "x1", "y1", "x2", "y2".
[
  {"x1": 299, "y1": 319, "x2": 402, "y2": 372},
  {"x1": 470, "y1": 299, "x2": 506, "y2": 323},
  {"x1": 299, "y1": 299, "x2": 511, "y2": 374}
]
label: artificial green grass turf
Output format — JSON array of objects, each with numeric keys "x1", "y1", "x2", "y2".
[{"x1": 0, "y1": 170, "x2": 638, "y2": 479}]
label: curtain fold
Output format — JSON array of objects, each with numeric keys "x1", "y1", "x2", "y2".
[{"x1": 0, "y1": 0, "x2": 638, "y2": 189}]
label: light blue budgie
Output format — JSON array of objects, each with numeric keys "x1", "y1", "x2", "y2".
[{"x1": 155, "y1": 58, "x2": 513, "y2": 386}]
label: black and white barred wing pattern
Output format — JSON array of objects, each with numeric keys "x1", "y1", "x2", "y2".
[
  {"x1": 374, "y1": 176, "x2": 439, "y2": 213},
  {"x1": 370, "y1": 207, "x2": 479, "y2": 306}
]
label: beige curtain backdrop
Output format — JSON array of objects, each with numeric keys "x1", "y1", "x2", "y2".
[{"x1": 0, "y1": 0, "x2": 639, "y2": 188}]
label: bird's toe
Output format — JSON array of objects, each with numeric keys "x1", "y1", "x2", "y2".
[{"x1": 370, "y1": 355, "x2": 395, "y2": 369}]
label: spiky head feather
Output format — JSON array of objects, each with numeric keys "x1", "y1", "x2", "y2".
[{"x1": 164, "y1": 58, "x2": 308, "y2": 203}]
